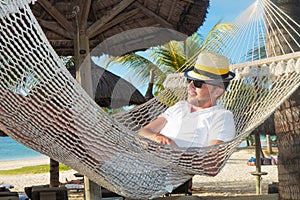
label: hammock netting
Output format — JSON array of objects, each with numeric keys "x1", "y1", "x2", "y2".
[{"x1": 1, "y1": 0, "x2": 300, "y2": 199}]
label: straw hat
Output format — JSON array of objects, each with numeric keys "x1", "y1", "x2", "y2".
[{"x1": 184, "y1": 51, "x2": 235, "y2": 82}]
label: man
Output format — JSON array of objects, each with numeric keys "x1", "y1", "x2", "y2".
[
  {"x1": 139, "y1": 51, "x2": 236, "y2": 147},
  {"x1": 101, "y1": 51, "x2": 236, "y2": 198}
]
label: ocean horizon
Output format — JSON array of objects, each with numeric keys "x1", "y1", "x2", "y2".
[
  {"x1": 0, "y1": 135, "x2": 272, "y2": 162},
  {"x1": 0, "y1": 137, "x2": 47, "y2": 162}
]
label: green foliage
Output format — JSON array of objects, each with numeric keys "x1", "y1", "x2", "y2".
[
  {"x1": 246, "y1": 135, "x2": 255, "y2": 146},
  {"x1": 158, "y1": 88, "x2": 187, "y2": 107},
  {"x1": 151, "y1": 40, "x2": 187, "y2": 72},
  {"x1": 111, "y1": 53, "x2": 167, "y2": 91},
  {"x1": 245, "y1": 35, "x2": 267, "y2": 61},
  {"x1": 0, "y1": 164, "x2": 72, "y2": 175},
  {"x1": 60, "y1": 56, "x2": 75, "y2": 69},
  {"x1": 101, "y1": 106, "x2": 129, "y2": 115},
  {"x1": 0, "y1": 55, "x2": 41, "y2": 95},
  {"x1": 225, "y1": 80, "x2": 256, "y2": 111},
  {"x1": 202, "y1": 22, "x2": 236, "y2": 51},
  {"x1": 0, "y1": 57, "x2": 27, "y2": 89},
  {"x1": 184, "y1": 33, "x2": 205, "y2": 59}
]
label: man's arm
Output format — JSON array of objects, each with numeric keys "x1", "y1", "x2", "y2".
[
  {"x1": 138, "y1": 117, "x2": 177, "y2": 146},
  {"x1": 208, "y1": 140, "x2": 224, "y2": 145}
]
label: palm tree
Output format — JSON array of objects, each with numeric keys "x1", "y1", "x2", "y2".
[
  {"x1": 264, "y1": 1, "x2": 300, "y2": 199},
  {"x1": 107, "y1": 22, "x2": 234, "y2": 95}
]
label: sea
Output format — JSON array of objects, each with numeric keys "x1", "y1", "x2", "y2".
[
  {"x1": 0, "y1": 137, "x2": 46, "y2": 162},
  {"x1": 0, "y1": 135, "x2": 273, "y2": 162}
]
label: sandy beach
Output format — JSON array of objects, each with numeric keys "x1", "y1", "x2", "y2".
[
  {"x1": 0, "y1": 157, "x2": 50, "y2": 170},
  {"x1": 192, "y1": 147, "x2": 278, "y2": 196},
  {"x1": 0, "y1": 157, "x2": 77, "y2": 194},
  {"x1": 0, "y1": 147, "x2": 278, "y2": 198}
]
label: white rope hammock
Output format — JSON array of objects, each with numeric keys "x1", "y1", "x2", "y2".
[{"x1": 1, "y1": 0, "x2": 300, "y2": 199}]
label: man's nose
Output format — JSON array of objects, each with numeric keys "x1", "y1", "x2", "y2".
[{"x1": 188, "y1": 81, "x2": 196, "y2": 89}]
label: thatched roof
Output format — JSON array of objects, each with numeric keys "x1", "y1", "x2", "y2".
[
  {"x1": 91, "y1": 64, "x2": 147, "y2": 108},
  {"x1": 68, "y1": 63, "x2": 146, "y2": 108},
  {"x1": 30, "y1": 0, "x2": 209, "y2": 56}
]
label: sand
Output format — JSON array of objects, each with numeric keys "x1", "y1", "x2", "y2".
[
  {"x1": 0, "y1": 147, "x2": 279, "y2": 198},
  {"x1": 0, "y1": 157, "x2": 50, "y2": 170},
  {"x1": 0, "y1": 157, "x2": 77, "y2": 193},
  {"x1": 192, "y1": 147, "x2": 278, "y2": 196}
]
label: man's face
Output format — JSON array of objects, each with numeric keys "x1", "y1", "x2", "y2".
[{"x1": 187, "y1": 80, "x2": 222, "y2": 108}]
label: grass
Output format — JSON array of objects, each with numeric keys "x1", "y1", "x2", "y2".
[{"x1": 0, "y1": 164, "x2": 72, "y2": 175}]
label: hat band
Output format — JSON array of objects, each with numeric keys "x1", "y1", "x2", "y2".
[{"x1": 193, "y1": 67, "x2": 229, "y2": 79}]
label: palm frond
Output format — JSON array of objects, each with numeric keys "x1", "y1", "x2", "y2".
[
  {"x1": 151, "y1": 41, "x2": 187, "y2": 73},
  {"x1": 108, "y1": 53, "x2": 167, "y2": 88},
  {"x1": 202, "y1": 22, "x2": 236, "y2": 53},
  {"x1": 60, "y1": 56, "x2": 75, "y2": 69},
  {"x1": 185, "y1": 33, "x2": 205, "y2": 59}
]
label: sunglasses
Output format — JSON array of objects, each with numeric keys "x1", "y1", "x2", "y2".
[
  {"x1": 187, "y1": 78, "x2": 205, "y2": 88},
  {"x1": 187, "y1": 78, "x2": 222, "y2": 88}
]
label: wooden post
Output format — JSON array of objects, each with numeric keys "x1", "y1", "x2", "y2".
[
  {"x1": 251, "y1": 132, "x2": 268, "y2": 194},
  {"x1": 75, "y1": 37, "x2": 101, "y2": 200},
  {"x1": 75, "y1": 34, "x2": 93, "y2": 97},
  {"x1": 266, "y1": 134, "x2": 273, "y2": 154},
  {"x1": 49, "y1": 158, "x2": 59, "y2": 187},
  {"x1": 84, "y1": 176, "x2": 101, "y2": 200},
  {"x1": 255, "y1": 133, "x2": 262, "y2": 194},
  {"x1": 73, "y1": 2, "x2": 101, "y2": 198}
]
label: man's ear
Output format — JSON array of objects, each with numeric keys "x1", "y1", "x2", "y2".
[{"x1": 213, "y1": 87, "x2": 225, "y2": 98}]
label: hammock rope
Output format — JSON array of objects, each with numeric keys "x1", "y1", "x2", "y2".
[{"x1": 1, "y1": 0, "x2": 300, "y2": 199}]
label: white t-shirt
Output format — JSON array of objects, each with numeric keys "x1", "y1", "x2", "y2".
[{"x1": 160, "y1": 101, "x2": 236, "y2": 147}]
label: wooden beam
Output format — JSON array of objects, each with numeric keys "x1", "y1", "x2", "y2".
[
  {"x1": 134, "y1": 1, "x2": 174, "y2": 29},
  {"x1": 181, "y1": 0, "x2": 194, "y2": 3},
  {"x1": 144, "y1": 0, "x2": 148, "y2": 6},
  {"x1": 87, "y1": 0, "x2": 136, "y2": 38},
  {"x1": 79, "y1": 0, "x2": 92, "y2": 32},
  {"x1": 167, "y1": 1, "x2": 177, "y2": 21},
  {"x1": 37, "y1": 19, "x2": 74, "y2": 39},
  {"x1": 89, "y1": 8, "x2": 140, "y2": 37},
  {"x1": 155, "y1": 0, "x2": 162, "y2": 14},
  {"x1": 37, "y1": 0, "x2": 75, "y2": 33}
]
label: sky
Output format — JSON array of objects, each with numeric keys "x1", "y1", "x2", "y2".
[{"x1": 198, "y1": 0, "x2": 255, "y2": 36}]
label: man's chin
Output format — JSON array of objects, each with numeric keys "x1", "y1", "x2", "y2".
[{"x1": 187, "y1": 98, "x2": 198, "y2": 106}]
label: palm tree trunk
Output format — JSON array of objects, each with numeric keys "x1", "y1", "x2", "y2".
[
  {"x1": 274, "y1": 91, "x2": 300, "y2": 199},
  {"x1": 266, "y1": 1, "x2": 300, "y2": 199},
  {"x1": 266, "y1": 0, "x2": 300, "y2": 57},
  {"x1": 266, "y1": 134, "x2": 273, "y2": 154},
  {"x1": 50, "y1": 158, "x2": 60, "y2": 187},
  {"x1": 145, "y1": 69, "x2": 155, "y2": 101}
]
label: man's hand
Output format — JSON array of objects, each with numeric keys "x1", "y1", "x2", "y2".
[
  {"x1": 138, "y1": 117, "x2": 178, "y2": 146},
  {"x1": 153, "y1": 133, "x2": 178, "y2": 146}
]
